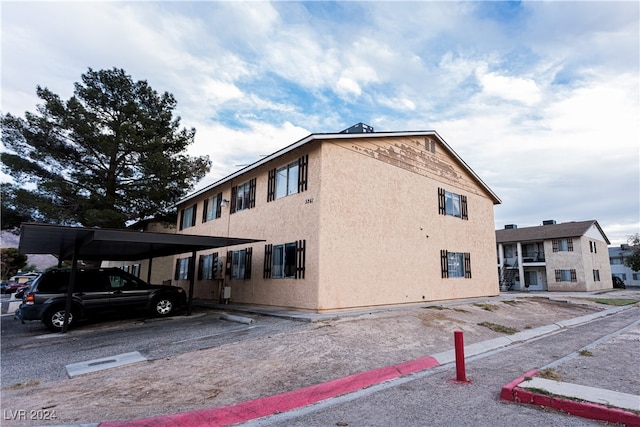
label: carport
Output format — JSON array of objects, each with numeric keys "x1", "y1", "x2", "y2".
[{"x1": 18, "y1": 222, "x2": 263, "y2": 332}]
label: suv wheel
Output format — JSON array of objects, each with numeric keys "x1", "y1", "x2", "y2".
[
  {"x1": 43, "y1": 307, "x2": 75, "y2": 332},
  {"x1": 153, "y1": 297, "x2": 174, "y2": 317}
]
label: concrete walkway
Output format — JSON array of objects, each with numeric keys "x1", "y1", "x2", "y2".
[{"x1": 95, "y1": 299, "x2": 640, "y2": 427}]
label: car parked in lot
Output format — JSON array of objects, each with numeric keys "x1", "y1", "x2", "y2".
[
  {"x1": 612, "y1": 276, "x2": 626, "y2": 289},
  {"x1": 16, "y1": 268, "x2": 187, "y2": 331}
]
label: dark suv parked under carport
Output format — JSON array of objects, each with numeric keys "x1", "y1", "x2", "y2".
[{"x1": 16, "y1": 268, "x2": 186, "y2": 331}]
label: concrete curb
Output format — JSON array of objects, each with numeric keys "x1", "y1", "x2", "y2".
[{"x1": 500, "y1": 371, "x2": 640, "y2": 426}]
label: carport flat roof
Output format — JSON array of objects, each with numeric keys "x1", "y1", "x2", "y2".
[{"x1": 19, "y1": 223, "x2": 263, "y2": 261}]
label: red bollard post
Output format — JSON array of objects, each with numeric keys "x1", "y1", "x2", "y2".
[{"x1": 454, "y1": 330, "x2": 467, "y2": 382}]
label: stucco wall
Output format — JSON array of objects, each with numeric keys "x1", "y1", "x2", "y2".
[
  {"x1": 316, "y1": 136, "x2": 499, "y2": 310},
  {"x1": 545, "y1": 236, "x2": 612, "y2": 291}
]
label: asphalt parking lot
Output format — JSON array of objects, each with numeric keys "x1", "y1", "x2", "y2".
[{"x1": 1, "y1": 305, "x2": 304, "y2": 387}]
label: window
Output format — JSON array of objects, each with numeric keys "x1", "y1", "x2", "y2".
[
  {"x1": 504, "y1": 245, "x2": 514, "y2": 259},
  {"x1": 438, "y1": 188, "x2": 468, "y2": 220},
  {"x1": 593, "y1": 270, "x2": 600, "y2": 281},
  {"x1": 554, "y1": 269, "x2": 577, "y2": 282},
  {"x1": 633, "y1": 273, "x2": 639, "y2": 281},
  {"x1": 440, "y1": 250, "x2": 471, "y2": 278},
  {"x1": 231, "y1": 178, "x2": 256, "y2": 213},
  {"x1": 264, "y1": 240, "x2": 306, "y2": 279},
  {"x1": 175, "y1": 257, "x2": 192, "y2": 280},
  {"x1": 589, "y1": 241, "x2": 598, "y2": 253},
  {"x1": 226, "y1": 248, "x2": 252, "y2": 279},
  {"x1": 198, "y1": 253, "x2": 217, "y2": 280},
  {"x1": 611, "y1": 258, "x2": 623, "y2": 265},
  {"x1": 275, "y1": 162, "x2": 299, "y2": 199},
  {"x1": 203, "y1": 193, "x2": 222, "y2": 222},
  {"x1": 180, "y1": 204, "x2": 197, "y2": 230},
  {"x1": 267, "y1": 155, "x2": 308, "y2": 202},
  {"x1": 552, "y1": 238, "x2": 573, "y2": 252},
  {"x1": 131, "y1": 264, "x2": 141, "y2": 277}
]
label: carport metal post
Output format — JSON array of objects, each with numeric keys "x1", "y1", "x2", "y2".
[
  {"x1": 61, "y1": 242, "x2": 79, "y2": 334},
  {"x1": 186, "y1": 250, "x2": 196, "y2": 316}
]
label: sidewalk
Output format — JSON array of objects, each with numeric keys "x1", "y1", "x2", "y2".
[{"x1": 98, "y1": 301, "x2": 640, "y2": 427}]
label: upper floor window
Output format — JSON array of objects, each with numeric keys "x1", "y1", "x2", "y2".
[
  {"x1": 268, "y1": 155, "x2": 308, "y2": 202},
  {"x1": 179, "y1": 204, "x2": 197, "y2": 230},
  {"x1": 438, "y1": 188, "x2": 468, "y2": 220},
  {"x1": 440, "y1": 250, "x2": 472, "y2": 278},
  {"x1": 231, "y1": 178, "x2": 256, "y2": 213},
  {"x1": 276, "y1": 162, "x2": 299, "y2": 199},
  {"x1": 589, "y1": 241, "x2": 597, "y2": 253},
  {"x1": 203, "y1": 192, "x2": 222, "y2": 222},
  {"x1": 552, "y1": 238, "x2": 573, "y2": 252}
]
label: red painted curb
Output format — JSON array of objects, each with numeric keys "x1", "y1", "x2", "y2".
[
  {"x1": 100, "y1": 356, "x2": 439, "y2": 427},
  {"x1": 501, "y1": 372, "x2": 640, "y2": 427}
]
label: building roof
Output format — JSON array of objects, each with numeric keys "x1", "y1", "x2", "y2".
[
  {"x1": 18, "y1": 223, "x2": 263, "y2": 261},
  {"x1": 177, "y1": 128, "x2": 501, "y2": 206},
  {"x1": 495, "y1": 220, "x2": 610, "y2": 244}
]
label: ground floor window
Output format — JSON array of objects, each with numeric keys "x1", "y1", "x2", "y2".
[
  {"x1": 264, "y1": 240, "x2": 306, "y2": 279},
  {"x1": 227, "y1": 248, "x2": 252, "y2": 280},
  {"x1": 440, "y1": 250, "x2": 471, "y2": 278},
  {"x1": 555, "y1": 269, "x2": 577, "y2": 282},
  {"x1": 199, "y1": 253, "x2": 218, "y2": 280},
  {"x1": 593, "y1": 269, "x2": 600, "y2": 281},
  {"x1": 175, "y1": 257, "x2": 192, "y2": 280}
]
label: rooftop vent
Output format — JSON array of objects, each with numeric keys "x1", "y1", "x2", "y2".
[
  {"x1": 340, "y1": 122, "x2": 374, "y2": 134},
  {"x1": 504, "y1": 224, "x2": 517, "y2": 229},
  {"x1": 542, "y1": 220, "x2": 557, "y2": 225}
]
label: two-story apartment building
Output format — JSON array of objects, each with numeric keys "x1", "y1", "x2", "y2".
[
  {"x1": 495, "y1": 220, "x2": 612, "y2": 292},
  {"x1": 609, "y1": 244, "x2": 640, "y2": 287},
  {"x1": 173, "y1": 124, "x2": 502, "y2": 312}
]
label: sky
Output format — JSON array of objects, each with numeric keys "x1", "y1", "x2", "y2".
[{"x1": 1, "y1": 1, "x2": 638, "y2": 245}]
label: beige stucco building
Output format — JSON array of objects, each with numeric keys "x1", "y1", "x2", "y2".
[
  {"x1": 496, "y1": 220, "x2": 613, "y2": 292},
  {"x1": 173, "y1": 125, "x2": 502, "y2": 312}
]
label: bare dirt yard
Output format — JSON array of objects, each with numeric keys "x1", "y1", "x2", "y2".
[{"x1": 0, "y1": 295, "x2": 629, "y2": 425}]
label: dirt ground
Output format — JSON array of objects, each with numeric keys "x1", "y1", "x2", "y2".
[{"x1": 0, "y1": 295, "x2": 623, "y2": 425}]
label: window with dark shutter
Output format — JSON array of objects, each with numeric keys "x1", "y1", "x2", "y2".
[
  {"x1": 464, "y1": 252, "x2": 472, "y2": 278},
  {"x1": 226, "y1": 251, "x2": 232, "y2": 277},
  {"x1": 174, "y1": 259, "x2": 181, "y2": 280},
  {"x1": 298, "y1": 155, "x2": 308, "y2": 193},
  {"x1": 215, "y1": 192, "x2": 222, "y2": 218},
  {"x1": 230, "y1": 186, "x2": 237, "y2": 213},
  {"x1": 438, "y1": 188, "x2": 446, "y2": 215},
  {"x1": 267, "y1": 169, "x2": 276, "y2": 202},
  {"x1": 567, "y1": 238, "x2": 573, "y2": 252},
  {"x1": 296, "y1": 239, "x2": 306, "y2": 279},
  {"x1": 461, "y1": 195, "x2": 468, "y2": 220},
  {"x1": 249, "y1": 178, "x2": 256, "y2": 209},
  {"x1": 202, "y1": 199, "x2": 209, "y2": 223},
  {"x1": 570, "y1": 269, "x2": 577, "y2": 282},
  {"x1": 552, "y1": 240, "x2": 559, "y2": 252},
  {"x1": 264, "y1": 244, "x2": 273, "y2": 278},
  {"x1": 555, "y1": 269, "x2": 561, "y2": 282},
  {"x1": 245, "y1": 247, "x2": 252, "y2": 279},
  {"x1": 198, "y1": 255, "x2": 204, "y2": 280},
  {"x1": 440, "y1": 250, "x2": 448, "y2": 278}
]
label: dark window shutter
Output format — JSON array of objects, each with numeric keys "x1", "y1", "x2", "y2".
[
  {"x1": 216, "y1": 192, "x2": 222, "y2": 219},
  {"x1": 296, "y1": 240, "x2": 306, "y2": 279},
  {"x1": 570, "y1": 269, "x2": 577, "y2": 282},
  {"x1": 197, "y1": 255, "x2": 204, "y2": 280},
  {"x1": 267, "y1": 169, "x2": 276, "y2": 202},
  {"x1": 226, "y1": 251, "x2": 232, "y2": 277},
  {"x1": 438, "y1": 188, "x2": 446, "y2": 215},
  {"x1": 567, "y1": 238, "x2": 574, "y2": 252},
  {"x1": 464, "y1": 252, "x2": 472, "y2": 278},
  {"x1": 461, "y1": 195, "x2": 468, "y2": 220},
  {"x1": 440, "y1": 250, "x2": 448, "y2": 278},
  {"x1": 555, "y1": 270, "x2": 561, "y2": 282},
  {"x1": 552, "y1": 240, "x2": 559, "y2": 252},
  {"x1": 249, "y1": 178, "x2": 256, "y2": 209},
  {"x1": 264, "y1": 244, "x2": 273, "y2": 278},
  {"x1": 202, "y1": 199, "x2": 209, "y2": 222},
  {"x1": 245, "y1": 247, "x2": 252, "y2": 279},
  {"x1": 174, "y1": 259, "x2": 181, "y2": 280},
  {"x1": 298, "y1": 155, "x2": 308, "y2": 193},
  {"x1": 191, "y1": 205, "x2": 197, "y2": 227},
  {"x1": 179, "y1": 209, "x2": 184, "y2": 231},
  {"x1": 230, "y1": 186, "x2": 237, "y2": 214}
]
